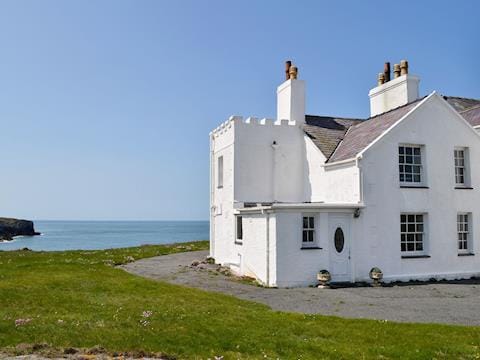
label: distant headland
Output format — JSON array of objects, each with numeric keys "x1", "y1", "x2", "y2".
[{"x1": 0, "y1": 218, "x2": 40, "y2": 242}]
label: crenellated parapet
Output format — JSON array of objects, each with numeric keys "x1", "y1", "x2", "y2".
[{"x1": 210, "y1": 116, "x2": 296, "y2": 138}]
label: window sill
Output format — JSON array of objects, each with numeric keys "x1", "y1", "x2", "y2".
[
  {"x1": 401, "y1": 254, "x2": 431, "y2": 259},
  {"x1": 400, "y1": 185, "x2": 429, "y2": 189},
  {"x1": 301, "y1": 246, "x2": 322, "y2": 250},
  {"x1": 458, "y1": 252, "x2": 474, "y2": 256},
  {"x1": 455, "y1": 186, "x2": 474, "y2": 190},
  {"x1": 217, "y1": 186, "x2": 223, "y2": 189},
  {"x1": 234, "y1": 241, "x2": 243, "y2": 245}
]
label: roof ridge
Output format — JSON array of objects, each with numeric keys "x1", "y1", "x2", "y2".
[
  {"x1": 305, "y1": 114, "x2": 364, "y2": 122},
  {"x1": 443, "y1": 95, "x2": 480, "y2": 102}
]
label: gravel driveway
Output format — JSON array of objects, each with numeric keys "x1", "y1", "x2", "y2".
[{"x1": 121, "y1": 250, "x2": 480, "y2": 326}]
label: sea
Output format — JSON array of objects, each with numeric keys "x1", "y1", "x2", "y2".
[{"x1": 0, "y1": 220, "x2": 209, "y2": 252}]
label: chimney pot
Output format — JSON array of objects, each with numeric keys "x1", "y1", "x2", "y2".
[
  {"x1": 400, "y1": 60, "x2": 408, "y2": 75},
  {"x1": 378, "y1": 73, "x2": 385, "y2": 86},
  {"x1": 285, "y1": 61, "x2": 292, "y2": 81},
  {"x1": 393, "y1": 64, "x2": 401, "y2": 78},
  {"x1": 289, "y1": 66, "x2": 298, "y2": 80},
  {"x1": 383, "y1": 62, "x2": 391, "y2": 82}
]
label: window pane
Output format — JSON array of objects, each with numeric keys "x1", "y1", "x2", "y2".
[
  {"x1": 309, "y1": 217, "x2": 314, "y2": 228},
  {"x1": 303, "y1": 231, "x2": 307, "y2": 243},
  {"x1": 406, "y1": 147, "x2": 412, "y2": 155},
  {"x1": 236, "y1": 216, "x2": 243, "y2": 240},
  {"x1": 217, "y1": 156, "x2": 224, "y2": 187},
  {"x1": 303, "y1": 217, "x2": 308, "y2": 229}
]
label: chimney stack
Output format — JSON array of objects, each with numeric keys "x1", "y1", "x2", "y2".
[
  {"x1": 277, "y1": 60, "x2": 305, "y2": 124},
  {"x1": 369, "y1": 59, "x2": 420, "y2": 116}
]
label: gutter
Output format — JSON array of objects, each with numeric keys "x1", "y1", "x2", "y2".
[
  {"x1": 321, "y1": 157, "x2": 357, "y2": 168},
  {"x1": 237, "y1": 202, "x2": 365, "y2": 215}
]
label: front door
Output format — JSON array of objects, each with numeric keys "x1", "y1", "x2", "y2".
[{"x1": 329, "y1": 214, "x2": 351, "y2": 282}]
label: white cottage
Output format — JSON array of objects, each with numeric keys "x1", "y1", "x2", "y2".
[{"x1": 209, "y1": 60, "x2": 480, "y2": 287}]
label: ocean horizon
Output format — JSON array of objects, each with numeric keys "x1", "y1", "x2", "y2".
[{"x1": 0, "y1": 220, "x2": 209, "y2": 251}]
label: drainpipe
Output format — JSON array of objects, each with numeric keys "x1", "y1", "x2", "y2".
[
  {"x1": 356, "y1": 156, "x2": 364, "y2": 204},
  {"x1": 352, "y1": 156, "x2": 363, "y2": 283},
  {"x1": 265, "y1": 210, "x2": 270, "y2": 286}
]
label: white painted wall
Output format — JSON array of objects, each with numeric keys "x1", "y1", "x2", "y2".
[
  {"x1": 355, "y1": 94, "x2": 480, "y2": 282},
  {"x1": 274, "y1": 211, "x2": 329, "y2": 287},
  {"x1": 233, "y1": 118, "x2": 305, "y2": 203},
  {"x1": 369, "y1": 74, "x2": 420, "y2": 116},
  {"x1": 235, "y1": 213, "x2": 277, "y2": 286},
  {"x1": 210, "y1": 120, "x2": 236, "y2": 265},
  {"x1": 277, "y1": 79, "x2": 305, "y2": 125},
  {"x1": 304, "y1": 137, "x2": 361, "y2": 203}
]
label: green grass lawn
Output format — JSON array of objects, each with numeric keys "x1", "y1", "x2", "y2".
[{"x1": 1, "y1": 241, "x2": 479, "y2": 359}]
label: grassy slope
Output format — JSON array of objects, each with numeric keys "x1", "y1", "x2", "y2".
[{"x1": 0, "y1": 241, "x2": 479, "y2": 359}]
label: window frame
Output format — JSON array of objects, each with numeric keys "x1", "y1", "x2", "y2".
[
  {"x1": 457, "y1": 212, "x2": 472, "y2": 254},
  {"x1": 301, "y1": 215, "x2": 316, "y2": 248},
  {"x1": 217, "y1": 156, "x2": 224, "y2": 189},
  {"x1": 235, "y1": 215, "x2": 243, "y2": 243},
  {"x1": 454, "y1": 147, "x2": 470, "y2": 188},
  {"x1": 400, "y1": 213, "x2": 427, "y2": 256},
  {"x1": 399, "y1": 144, "x2": 424, "y2": 186}
]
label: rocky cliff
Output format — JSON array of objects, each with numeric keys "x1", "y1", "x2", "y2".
[{"x1": 0, "y1": 218, "x2": 40, "y2": 241}]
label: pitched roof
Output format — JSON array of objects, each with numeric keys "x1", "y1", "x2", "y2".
[
  {"x1": 461, "y1": 106, "x2": 480, "y2": 127},
  {"x1": 328, "y1": 98, "x2": 424, "y2": 162},
  {"x1": 444, "y1": 96, "x2": 480, "y2": 112},
  {"x1": 304, "y1": 95, "x2": 480, "y2": 163},
  {"x1": 444, "y1": 96, "x2": 480, "y2": 127},
  {"x1": 303, "y1": 116, "x2": 362, "y2": 159}
]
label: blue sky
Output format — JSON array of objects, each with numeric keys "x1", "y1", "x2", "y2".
[{"x1": 0, "y1": 1, "x2": 478, "y2": 220}]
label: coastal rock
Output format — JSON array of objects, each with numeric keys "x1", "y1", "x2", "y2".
[{"x1": 0, "y1": 217, "x2": 40, "y2": 241}]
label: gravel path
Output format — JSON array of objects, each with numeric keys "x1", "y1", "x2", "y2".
[{"x1": 121, "y1": 250, "x2": 480, "y2": 326}]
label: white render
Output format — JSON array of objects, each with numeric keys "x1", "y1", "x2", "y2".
[
  {"x1": 210, "y1": 64, "x2": 480, "y2": 287},
  {"x1": 369, "y1": 74, "x2": 420, "y2": 116}
]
